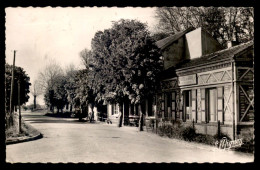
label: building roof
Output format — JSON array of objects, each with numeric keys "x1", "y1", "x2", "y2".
[
  {"x1": 155, "y1": 27, "x2": 195, "y2": 50},
  {"x1": 175, "y1": 40, "x2": 254, "y2": 71}
]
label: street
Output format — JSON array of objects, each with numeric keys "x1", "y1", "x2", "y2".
[{"x1": 6, "y1": 111, "x2": 254, "y2": 163}]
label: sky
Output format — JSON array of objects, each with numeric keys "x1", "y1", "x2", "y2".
[{"x1": 5, "y1": 7, "x2": 157, "y2": 105}]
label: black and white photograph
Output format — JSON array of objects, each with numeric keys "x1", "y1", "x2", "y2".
[{"x1": 4, "y1": 6, "x2": 254, "y2": 163}]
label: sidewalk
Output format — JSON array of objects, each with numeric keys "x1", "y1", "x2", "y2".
[
  {"x1": 6, "y1": 118, "x2": 43, "y2": 145},
  {"x1": 102, "y1": 122, "x2": 254, "y2": 157}
]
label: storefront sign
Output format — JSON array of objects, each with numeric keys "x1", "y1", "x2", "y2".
[{"x1": 179, "y1": 74, "x2": 197, "y2": 86}]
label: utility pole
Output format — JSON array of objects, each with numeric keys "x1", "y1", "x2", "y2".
[
  {"x1": 18, "y1": 77, "x2": 21, "y2": 133},
  {"x1": 9, "y1": 50, "x2": 16, "y2": 126}
]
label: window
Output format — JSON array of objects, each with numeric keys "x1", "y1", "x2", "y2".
[
  {"x1": 164, "y1": 93, "x2": 172, "y2": 119},
  {"x1": 184, "y1": 90, "x2": 192, "y2": 121},
  {"x1": 172, "y1": 92, "x2": 176, "y2": 119},
  {"x1": 111, "y1": 104, "x2": 114, "y2": 115},
  {"x1": 161, "y1": 93, "x2": 165, "y2": 118},
  {"x1": 148, "y1": 96, "x2": 155, "y2": 117},
  {"x1": 207, "y1": 88, "x2": 217, "y2": 122},
  {"x1": 114, "y1": 104, "x2": 119, "y2": 115}
]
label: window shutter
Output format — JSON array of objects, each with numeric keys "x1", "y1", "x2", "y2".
[
  {"x1": 217, "y1": 87, "x2": 224, "y2": 123},
  {"x1": 179, "y1": 92, "x2": 184, "y2": 121},
  {"x1": 112, "y1": 104, "x2": 114, "y2": 115},
  {"x1": 192, "y1": 89, "x2": 197, "y2": 122},
  {"x1": 162, "y1": 93, "x2": 165, "y2": 119},
  {"x1": 171, "y1": 92, "x2": 176, "y2": 120},
  {"x1": 201, "y1": 88, "x2": 206, "y2": 122}
]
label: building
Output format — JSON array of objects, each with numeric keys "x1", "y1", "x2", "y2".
[
  {"x1": 153, "y1": 27, "x2": 254, "y2": 140},
  {"x1": 105, "y1": 27, "x2": 254, "y2": 140}
]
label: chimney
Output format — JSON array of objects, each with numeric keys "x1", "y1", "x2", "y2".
[
  {"x1": 227, "y1": 41, "x2": 232, "y2": 48},
  {"x1": 227, "y1": 41, "x2": 239, "y2": 48},
  {"x1": 185, "y1": 27, "x2": 223, "y2": 59}
]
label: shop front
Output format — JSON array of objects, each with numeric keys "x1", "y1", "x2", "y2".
[{"x1": 155, "y1": 41, "x2": 254, "y2": 140}]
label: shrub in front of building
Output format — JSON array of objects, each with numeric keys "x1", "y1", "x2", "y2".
[
  {"x1": 156, "y1": 121, "x2": 233, "y2": 146},
  {"x1": 180, "y1": 126, "x2": 196, "y2": 141},
  {"x1": 157, "y1": 121, "x2": 195, "y2": 140},
  {"x1": 234, "y1": 132, "x2": 254, "y2": 153}
]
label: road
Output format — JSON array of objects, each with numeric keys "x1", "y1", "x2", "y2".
[{"x1": 6, "y1": 111, "x2": 254, "y2": 163}]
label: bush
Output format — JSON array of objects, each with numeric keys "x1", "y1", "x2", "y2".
[
  {"x1": 158, "y1": 123, "x2": 172, "y2": 137},
  {"x1": 22, "y1": 105, "x2": 28, "y2": 111},
  {"x1": 180, "y1": 126, "x2": 196, "y2": 141},
  {"x1": 194, "y1": 134, "x2": 216, "y2": 145},
  {"x1": 156, "y1": 121, "x2": 254, "y2": 153},
  {"x1": 235, "y1": 132, "x2": 254, "y2": 153},
  {"x1": 213, "y1": 132, "x2": 231, "y2": 141},
  {"x1": 157, "y1": 121, "x2": 197, "y2": 141}
]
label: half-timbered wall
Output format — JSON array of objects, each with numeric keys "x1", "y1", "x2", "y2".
[
  {"x1": 197, "y1": 68, "x2": 232, "y2": 85},
  {"x1": 236, "y1": 67, "x2": 254, "y2": 123},
  {"x1": 223, "y1": 85, "x2": 233, "y2": 124}
]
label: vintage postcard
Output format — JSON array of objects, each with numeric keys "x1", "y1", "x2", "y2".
[{"x1": 4, "y1": 6, "x2": 254, "y2": 163}]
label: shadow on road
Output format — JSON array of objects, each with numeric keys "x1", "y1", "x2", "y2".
[{"x1": 24, "y1": 118, "x2": 87, "y2": 124}]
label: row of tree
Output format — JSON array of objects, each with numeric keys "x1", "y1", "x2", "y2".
[{"x1": 37, "y1": 19, "x2": 163, "y2": 130}]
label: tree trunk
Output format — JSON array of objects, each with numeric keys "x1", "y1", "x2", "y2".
[
  {"x1": 79, "y1": 105, "x2": 83, "y2": 121},
  {"x1": 138, "y1": 104, "x2": 144, "y2": 131},
  {"x1": 90, "y1": 104, "x2": 94, "y2": 122},
  {"x1": 86, "y1": 101, "x2": 89, "y2": 118},
  {"x1": 34, "y1": 95, "x2": 36, "y2": 109},
  {"x1": 50, "y1": 105, "x2": 54, "y2": 113},
  {"x1": 118, "y1": 102, "x2": 124, "y2": 127},
  {"x1": 70, "y1": 104, "x2": 72, "y2": 113}
]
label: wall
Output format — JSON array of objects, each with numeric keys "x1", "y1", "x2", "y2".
[
  {"x1": 194, "y1": 124, "x2": 233, "y2": 138},
  {"x1": 184, "y1": 28, "x2": 222, "y2": 60},
  {"x1": 201, "y1": 30, "x2": 223, "y2": 55},
  {"x1": 163, "y1": 37, "x2": 187, "y2": 70}
]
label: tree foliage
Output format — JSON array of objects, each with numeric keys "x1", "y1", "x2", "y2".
[
  {"x1": 91, "y1": 19, "x2": 163, "y2": 105},
  {"x1": 38, "y1": 60, "x2": 68, "y2": 113},
  {"x1": 37, "y1": 60, "x2": 63, "y2": 93},
  {"x1": 64, "y1": 64, "x2": 78, "y2": 111},
  {"x1": 91, "y1": 19, "x2": 163, "y2": 129},
  {"x1": 155, "y1": 7, "x2": 254, "y2": 46},
  {"x1": 5, "y1": 64, "x2": 31, "y2": 111}
]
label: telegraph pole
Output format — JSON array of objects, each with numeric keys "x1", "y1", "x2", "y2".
[
  {"x1": 9, "y1": 50, "x2": 16, "y2": 126},
  {"x1": 18, "y1": 77, "x2": 21, "y2": 133}
]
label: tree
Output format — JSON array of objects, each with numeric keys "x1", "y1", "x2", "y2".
[
  {"x1": 5, "y1": 64, "x2": 31, "y2": 111},
  {"x1": 64, "y1": 64, "x2": 78, "y2": 112},
  {"x1": 53, "y1": 75, "x2": 68, "y2": 113},
  {"x1": 151, "y1": 32, "x2": 172, "y2": 41},
  {"x1": 70, "y1": 49, "x2": 98, "y2": 121},
  {"x1": 155, "y1": 7, "x2": 254, "y2": 46},
  {"x1": 73, "y1": 69, "x2": 90, "y2": 120},
  {"x1": 91, "y1": 19, "x2": 163, "y2": 129},
  {"x1": 37, "y1": 60, "x2": 64, "y2": 112},
  {"x1": 37, "y1": 59, "x2": 63, "y2": 93}
]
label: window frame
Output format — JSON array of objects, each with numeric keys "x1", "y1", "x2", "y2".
[
  {"x1": 183, "y1": 90, "x2": 192, "y2": 121},
  {"x1": 206, "y1": 88, "x2": 218, "y2": 123}
]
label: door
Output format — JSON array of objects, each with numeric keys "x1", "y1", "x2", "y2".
[{"x1": 208, "y1": 88, "x2": 217, "y2": 122}]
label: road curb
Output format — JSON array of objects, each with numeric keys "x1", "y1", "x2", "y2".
[{"x1": 6, "y1": 133, "x2": 43, "y2": 145}]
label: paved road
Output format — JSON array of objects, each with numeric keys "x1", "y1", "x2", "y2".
[{"x1": 6, "y1": 111, "x2": 254, "y2": 163}]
